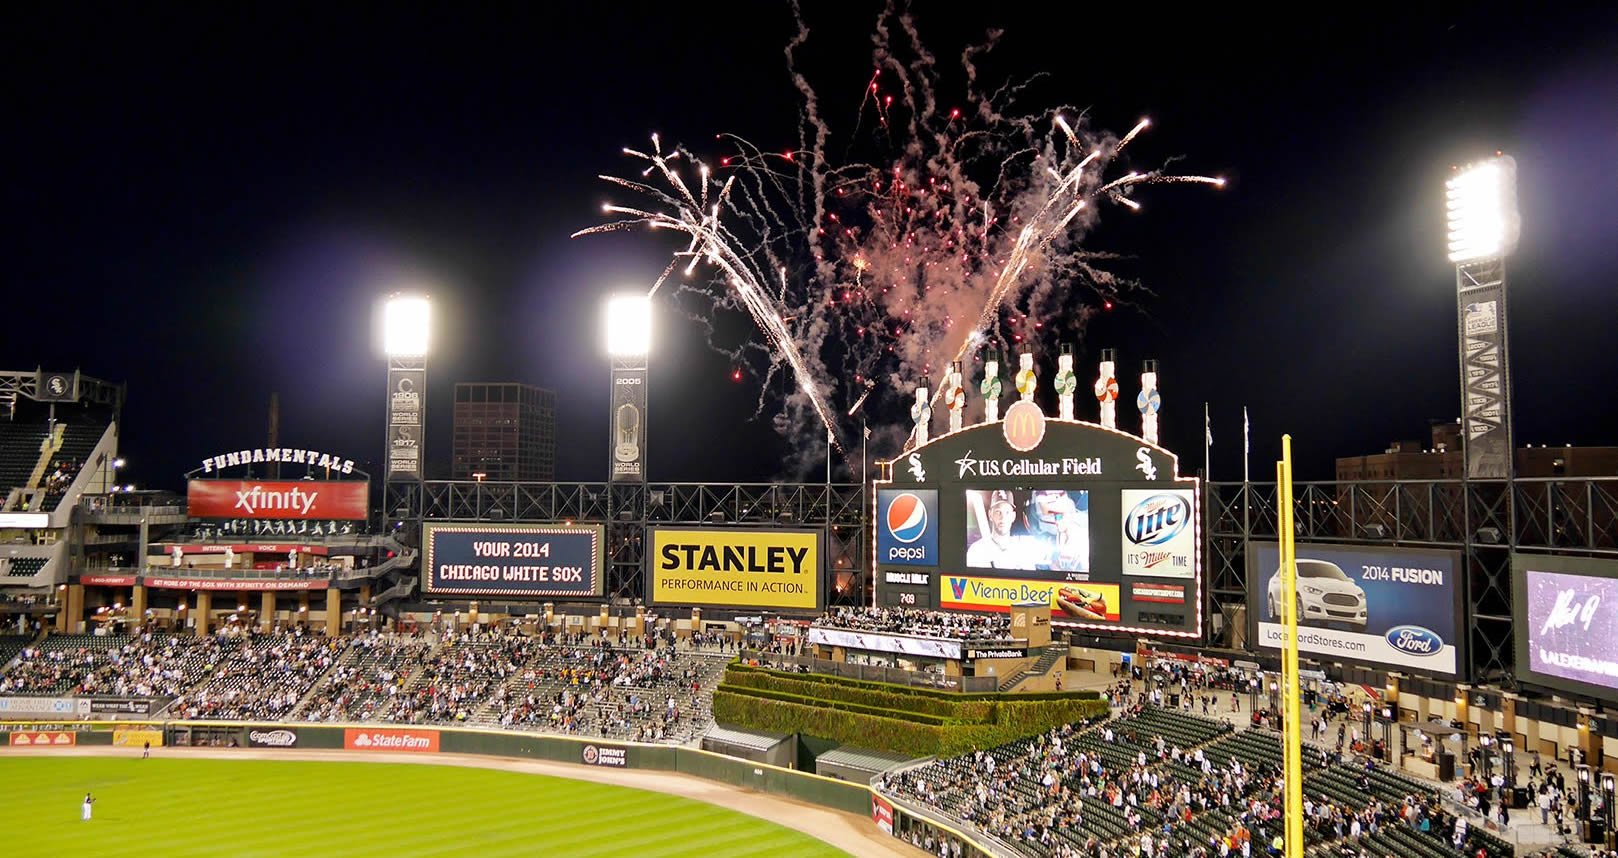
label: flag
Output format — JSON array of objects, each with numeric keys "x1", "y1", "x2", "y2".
[
  {"x1": 1204, "y1": 404, "x2": 1213, "y2": 447},
  {"x1": 863, "y1": 423, "x2": 872, "y2": 441},
  {"x1": 1243, "y1": 406, "x2": 1250, "y2": 457}
]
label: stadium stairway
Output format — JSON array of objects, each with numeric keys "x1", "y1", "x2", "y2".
[
  {"x1": 287, "y1": 643, "x2": 365, "y2": 718},
  {"x1": 998, "y1": 644, "x2": 1067, "y2": 692}
]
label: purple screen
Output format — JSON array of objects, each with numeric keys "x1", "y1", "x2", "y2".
[{"x1": 1525, "y1": 569, "x2": 1618, "y2": 691}]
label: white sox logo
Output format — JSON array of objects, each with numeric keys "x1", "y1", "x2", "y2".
[{"x1": 1135, "y1": 447, "x2": 1158, "y2": 480}]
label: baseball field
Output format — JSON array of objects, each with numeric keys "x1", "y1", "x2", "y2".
[{"x1": 4, "y1": 755, "x2": 851, "y2": 857}]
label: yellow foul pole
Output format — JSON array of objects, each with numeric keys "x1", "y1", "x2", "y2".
[{"x1": 1279, "y1": 435, "x2": 1304, "y2": 858}]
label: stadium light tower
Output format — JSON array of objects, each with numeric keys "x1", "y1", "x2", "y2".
[
  {"x1": 381, "y1": 294, "x2": 430, "y2": 482},
  {"x1": 1446, "y1": 155, "x2": 1520, "y2": 479},
  {"x1": 604, "y1": 294, "x2": 650, "y2": 482}
]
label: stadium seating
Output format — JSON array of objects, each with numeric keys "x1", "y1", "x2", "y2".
[
  {"x1": 170, "y1": 634, "x2": 345, "y2": 721},
  {"x1": 296, "y1": 636, "x2": 431, "y2": 722},
  {"x1": 0, "y1": 421, "x2": 49, "y2": 499},
  {"x1": 882, "y1": 700, "x2": 1504, "y2": 858},
  {"x1": 4, "y1": 558, "x2": 48, "y2": 578},
  {"x1": 40, "y1": 423, "x2": 104, "y2": 511}
]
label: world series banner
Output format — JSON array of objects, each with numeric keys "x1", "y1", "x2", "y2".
[
  {"x1": 609, "y1": 366, "x2": 646, "y2": 482},
  {"x1": 387, "y1": 366, "x2": 425, "y2": 480},
  {"x1": 424, "y1": 523, "x2": 605, "y2": 598}
]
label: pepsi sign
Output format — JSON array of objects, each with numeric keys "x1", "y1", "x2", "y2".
[{"x1": 877, "y1": 489, "x2": 938, "y2": 567}]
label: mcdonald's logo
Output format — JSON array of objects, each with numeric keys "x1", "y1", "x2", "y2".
[{"x1": 1002, "y1": 400, "x2": 1047, "y2": 452}]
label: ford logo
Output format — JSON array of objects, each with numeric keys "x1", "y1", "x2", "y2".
[{"x1": 1386, "y1": 625, "x2": 1443, "y2": 656}]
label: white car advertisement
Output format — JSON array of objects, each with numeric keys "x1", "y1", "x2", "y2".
[{"x1": 1250, "y1": 542, "x2": 1461, "y2": 676}]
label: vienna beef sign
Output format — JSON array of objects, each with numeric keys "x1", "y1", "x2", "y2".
[{"x1": 188, "y1": 480, "x2": 369, "y2": 520}]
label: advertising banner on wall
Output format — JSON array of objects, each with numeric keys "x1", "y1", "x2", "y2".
[
  {"x1": 423, "y1": 523, "x2": 604, "y2": 598},
  {"x1": 805, "y1": 627, "x2": 965, "y2": 660},
  {"x1": 876, "y1": 490, "x2": 938, "y2": 567},
  {"x1": 609, "y1": 367, "x2": 647, "y2": 482},
  {"x1": 581, "y1": 743, "x2": 628, "y2": 767},
  {"x1": 648, "y1": 528, "x2": 821, "y2": 610},
  {"x1": 387, "y1": 367, "x2": 425, "y2": 480},
  {"x1": 1513, "y1": 554, "x2": 1618, "y2": 699},
  {"x1": 344, "y1": 728, "x2": 439, "y2": 753},
  {"x1": 940, "y1": 574, "x2": 1121, "y2": 622},
  {"x1": 1120, "y1": 489, "x2": 1196, "y2": 579},
  {"x1": 1249, "y1": 542, "x2": 1462, "y2": 677},
  {"x1": 188, "y1": 480, "x2": 369, "y2": 520}
]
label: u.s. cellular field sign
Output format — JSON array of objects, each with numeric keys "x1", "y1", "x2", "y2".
[
  {"x1": 648, "y1": 527, "x2": 822, "y2": 611},
  {"x1": 875, "y1": 406, "x2": 1202, "y2": 639},
  {"x1": 423, "y1": 523, "x2": 604, "y2": 598}
]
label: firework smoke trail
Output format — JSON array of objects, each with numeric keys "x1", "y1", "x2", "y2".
[
  {"x1": 578, "y1": 2, "x2": 1222, "y2": 471},
  {"x1": 574, "y1": 136, "x2": 846, "y2": 453}
]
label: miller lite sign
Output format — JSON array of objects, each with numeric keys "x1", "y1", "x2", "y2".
[{"x1": 1120, "y1": 489, "x2": 1195, "y2": 580}]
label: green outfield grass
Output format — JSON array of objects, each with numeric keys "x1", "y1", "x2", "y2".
[{"x1": 2, "y1": 756, "x2": 849, "y2": 857}]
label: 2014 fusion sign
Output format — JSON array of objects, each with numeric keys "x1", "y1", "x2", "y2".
[
  {"x1": 1249, "y1": 542, "x2": 1462, "y2": 677},
  {"x1": 188, "y1": 480, "x2": 369, "y2": 520},
  {"x1": 1513, "y1": 554, "x2": 1618, "y2": 699},
  {"x1": 423, "y1": 523, "x2": 605, "y2": 598},
  {"x1": 648, "y1": 528, "x2": 821, "y2": 611}
]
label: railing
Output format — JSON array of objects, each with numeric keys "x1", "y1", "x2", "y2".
[{"x1": 741, "y1": 650, "x2": 999, "y2": 692}]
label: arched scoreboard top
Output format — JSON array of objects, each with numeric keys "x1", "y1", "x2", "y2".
[{"x1": 874, "y1": 407, "x2": 1202, "y2": 640}]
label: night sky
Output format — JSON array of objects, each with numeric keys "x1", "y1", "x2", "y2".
[{"x1": 7, "y1": 4, "x2": 1616, "y2": 490}]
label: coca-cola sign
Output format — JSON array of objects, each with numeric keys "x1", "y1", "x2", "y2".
[{"x1": 248, "y1": 729, "x2": 298, "y2": 748}]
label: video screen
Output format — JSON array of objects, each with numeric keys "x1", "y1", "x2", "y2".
[
  {"x1": 963, "y1": 489, "x2": 1089, "y2": 574},
  {"x1": 1524, "y1": 568, "x2": 1618, "y2": 692}
]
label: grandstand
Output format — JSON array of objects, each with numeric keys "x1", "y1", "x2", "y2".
[
  {"x1": 883, "y1": 702, "x2": 1519, "y2": 858},
  {"x1": 0, "y1": 624, "x2": 731, "y2": 748}
]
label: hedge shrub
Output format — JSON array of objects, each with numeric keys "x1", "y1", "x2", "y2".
[
  {"x1": 713, "y1": 687, "x2": 1108, "y2": 758},
  {"x1": 713, "y1": 662, "x2": 1109, "y2": 758}
]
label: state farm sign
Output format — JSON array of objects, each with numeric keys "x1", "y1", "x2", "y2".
[
  {"x1": 188, "y1": 480, "x2": 368, "y2": 520},
  {"x1": 343, "y1": 728, "x2": 438, "y2": 753}
]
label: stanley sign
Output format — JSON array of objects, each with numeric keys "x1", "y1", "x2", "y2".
[{"x1": 649, "y1": 528, "x2": 821, "y2": 611}]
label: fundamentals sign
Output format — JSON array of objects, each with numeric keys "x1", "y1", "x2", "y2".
[
  {"x1": 649, "y1": 528, "x2": 821, "y2": 610},
  {"x1": 424, "y1": 523, "x2": 605, "y2": 598}
]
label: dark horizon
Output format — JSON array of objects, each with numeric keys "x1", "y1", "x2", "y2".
[{"x1": 6, "y1": 4, "x2": 1616, "y2": 493}]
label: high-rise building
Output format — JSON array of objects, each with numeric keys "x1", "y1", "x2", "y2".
[{"x1": 452, "y1": 383, "x2": 556, "y2": 481}]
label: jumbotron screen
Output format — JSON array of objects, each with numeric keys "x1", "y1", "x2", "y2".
[{"x1": 963, "y1": 488, "x2": 1089, "y2": 576}]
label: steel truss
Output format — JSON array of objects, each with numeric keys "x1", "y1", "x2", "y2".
[
  {"x1": 1207, "y1": 476, "x2": 1618, "y2": 682},
  {"x1": 384, "y1": 481, "x2": 868, "y2": 606}
]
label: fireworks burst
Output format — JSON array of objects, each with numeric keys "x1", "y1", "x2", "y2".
[{"x1": 575, "y1": 3, "x2": 1222, "y2": 472}]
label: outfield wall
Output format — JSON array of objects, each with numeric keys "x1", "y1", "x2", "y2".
[{"x1": 0, "y1": 719, "x2": 1007, "y2": 855}]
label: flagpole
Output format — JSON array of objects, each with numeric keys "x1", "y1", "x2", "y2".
[{"x1": 1203, "y1": 401, "x2": 1211, "y2": 480}]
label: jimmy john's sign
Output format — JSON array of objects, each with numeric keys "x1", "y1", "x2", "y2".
[{"x1": 649, "y1": 527, "x2": 822, "y2": 611}]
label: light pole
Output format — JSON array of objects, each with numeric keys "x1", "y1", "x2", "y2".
[
  {"x1": 604, "y1": 294, "x2": 651, "y2": 483},
  {"x1": 381, "y1": 294, "x2": 431, "y2": 486},
  {"x1": 1446, "y1": 155, "x2": 1520, "y2": 480},
  {"x1": 1578, "y1": 764, "x2": 1592, "y2": 831}
]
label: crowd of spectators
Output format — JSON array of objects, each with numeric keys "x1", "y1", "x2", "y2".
[
  {"x1": 885, "y1": 674, "x2": 1517, "y2": 858},
  {"x1": 42, "y1": 458, "x2": 80, "y2": 499},
  {"x1": 815, "y1": 606, "x2": 1013, "y2": 640},
  {"x1": 168, "y1": 631, "x2": 345, "y2": 721},
  {"x1": 0, "y1": 630, "x2": 232, "y2": 698},
  {"x1": 297, "y1": 633, "x2": 427, "y2": 722}
]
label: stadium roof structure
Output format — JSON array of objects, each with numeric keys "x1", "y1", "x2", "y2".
[
  {"x1": 814, "y1": 745, "x2": 915, "y2": 775},
  {"x1": 702, "y1": 725, "x2": 790, "y2": 753}
]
